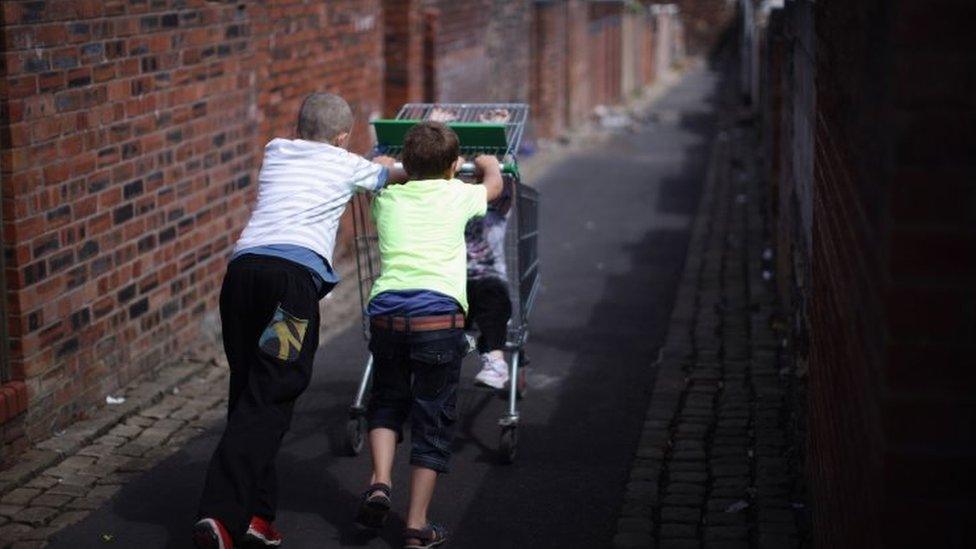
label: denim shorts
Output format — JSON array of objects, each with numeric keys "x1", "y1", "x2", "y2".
[{"x1": 366, "y1": 326, "x2": 466, "y2": 473}]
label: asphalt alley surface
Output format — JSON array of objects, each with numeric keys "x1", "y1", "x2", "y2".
[{"x1": 49, "y1": 66, "x2": 720, "y2": 549}]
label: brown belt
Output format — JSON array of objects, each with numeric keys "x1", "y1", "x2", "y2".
[{"x1": 370, "y1": 313, "x2": 465, "y2": 332}]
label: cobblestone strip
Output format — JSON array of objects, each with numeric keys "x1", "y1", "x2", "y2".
[
  {"x1": 0, "y1": 273, "x2": 367, "y2": 547},
  {"x1": 0, "y1": 348, "x2": 221, "y2": 496},
  {"x1": 614, "y1": 117, "x2": 809, "y2": 549},
  {"x1": 0, "y1": 363, "x2": 231, "y2": 548}
]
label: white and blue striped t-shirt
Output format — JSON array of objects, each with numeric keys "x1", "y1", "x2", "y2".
[{"x1": 233, "y1": 138, "x2": 387, "y2": 273}]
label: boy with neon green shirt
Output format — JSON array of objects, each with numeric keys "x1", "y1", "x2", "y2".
[{"x1": 354, "y1": 121, "x2": 502, "y2": 548}]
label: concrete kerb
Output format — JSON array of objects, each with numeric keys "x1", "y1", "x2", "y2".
[{"x1": 612, "y1": 106, "x2": 725, "y2": 549}]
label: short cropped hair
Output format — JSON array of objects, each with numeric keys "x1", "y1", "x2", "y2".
[
  {"x1": 297, "y1": 93, "x2": 353, "y2": 142},
  {"x1": 402, "y1": 121, "x2": 460, "y2": 179}
]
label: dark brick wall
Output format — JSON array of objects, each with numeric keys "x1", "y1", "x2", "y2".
[
  {"x1": 880, "y1": 0, "x2": 975, "y2": 544},
  {"x1": 761, "y1": 0, "x2": 976, "y2": 546}
]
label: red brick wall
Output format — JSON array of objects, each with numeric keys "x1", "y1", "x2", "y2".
[
  {"x1": 638, "y1": 10, "x2": 657, "y2": 88},
  {"x1": 669, "y1": 0, "x2": 734, "y2": 57},
  {"x1": 565, "y1": 0, "x2": 591, "y2": 129},
  {"x1": 530, "y1": 1, "x2": 568, "y2": 139},
  {"x1": 383, "y1": 0, "x2": 424, "y2": 116},
  {"x1": 761, "y1": 0, "x2": 976, "y2": 545},
  {"x1": 629, "y1": 8, "x2": 657, "y2": 90},
  {"x1": 253, "y1": 0, "x2": 384, "y2": 153},
  {"x1": 588, "y1": 3, "x2": 623, "y2": 109},
  {"x1": 0, "y1": 0, "x2": 383, "y2": 456},
  {"x1": 382, "y1": 1, "x2": 678, "y2": 140},
  {"x1": 1, "y1": 0, "x2": 259, "y2": 446},
  {"x1": 419, "y1": 0, "x2": 531, "y2": 104},
  {"x1": 250, "y1": 0, "x2": 384, "y2": 265}
]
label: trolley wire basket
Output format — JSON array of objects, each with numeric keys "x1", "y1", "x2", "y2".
[{"x1": 344, "y1": 103, "x2": 538, "y2": 464}]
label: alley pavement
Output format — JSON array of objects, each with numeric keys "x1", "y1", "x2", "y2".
[{"x1": 2, "y1": 65, "x2": 722, "y2": 548}]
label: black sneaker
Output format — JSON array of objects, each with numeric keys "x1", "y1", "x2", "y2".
[
  {"x1": 403, "y1": 523, "x2": 448, "y2": 548},
  {"x1": 354, "y1": 483, "x2": 391, "y2": 529}
]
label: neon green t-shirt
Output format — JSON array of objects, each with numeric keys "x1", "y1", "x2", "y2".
[{"x1": 369, "y1": 179, "x2": 488, "y2": 313}]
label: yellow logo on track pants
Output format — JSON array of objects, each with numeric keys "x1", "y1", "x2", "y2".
[{"x1": 259, "y1": 305, "x2": 308, "y2": 362}]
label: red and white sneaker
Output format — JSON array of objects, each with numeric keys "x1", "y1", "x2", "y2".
[
  {"x1": 193, "y1": 518, "x2": 234, "y2": 549},
  {"x1": 245, "y1": 516, "x2": 283, "y2": 547}
]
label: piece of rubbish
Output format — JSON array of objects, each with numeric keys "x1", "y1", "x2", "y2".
[
  {"x1": 725, "y1": 500, "x2": 749, "y2": 513},
  {"x1": 791, "y1": 502, "x2": 805, "y2": 509},
  {"x1": 101, "y1": 533, "x2": 115, "y2": 542},
  {"x1": 594, "y1": 104, "x2": 633, "y2": 129},
  {"x1": 106, "y1": 395, "x2": 126, "y2": 405}
]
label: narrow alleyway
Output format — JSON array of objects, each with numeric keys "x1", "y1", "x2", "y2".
[{"x1": 40, "y1": 65, "x2": 722, "y2": 548}]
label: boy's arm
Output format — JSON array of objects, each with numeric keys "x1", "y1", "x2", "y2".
[
  {"x1": 473, "y1": 154, "x2": 503, "y2": 202},
  {"x1": 372, "y1": 155, "x2": 408, "y2": 185}
]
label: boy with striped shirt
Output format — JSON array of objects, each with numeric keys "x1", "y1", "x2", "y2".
[{"x1": 193, "y1": 93, "x2": 405, "y2": 549}]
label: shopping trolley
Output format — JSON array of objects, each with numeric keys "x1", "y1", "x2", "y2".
[{"x1": 343, "y1": 103, "x2": 540, "y2": 464}]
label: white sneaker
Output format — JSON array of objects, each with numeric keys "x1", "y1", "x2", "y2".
[{"x1": 474, "y1": 353, "x2": 509, "y2": 389}]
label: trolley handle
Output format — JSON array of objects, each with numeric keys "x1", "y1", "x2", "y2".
[{"x1": 391, "y1": 161, "x2": 518, "y2": 176}]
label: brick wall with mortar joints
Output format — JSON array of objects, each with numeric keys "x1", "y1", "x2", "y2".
[
  {"x1": 631, "y1": 8, "x2": 658, "y2": 92},
  {"x1": 391, "y1": 1, "x2": 646, "y2": 138},
  {"x1": 665, "y1": 0, "x2": 734, "y2": 57},
  {"x1": 761, "y1": 0, "x2": 889, "y2": 545},
  {"x1": 0, "y1": 0, "x2": 386, "y2": 458},
  {"x1": 530, "y1": 1, "x2": 568, "y2": 140},
  {"x1": 639, "y1": 9, "x2": 657, "y2": 89},
  {"x1": 418, "y1": 0, "x2": 531, "y2": 105},
  {"x1": 248, "y1": 0, "x2": 384, "y2": 276},
  {"x1": 382, "y1": 0, "x2": 424, "y2": 116},
  {"x1": 564, "y1": 0, "x2": 590, "y2": 129},
  {"x1": 587, "y1": 3, "x2": 623, "y2": 109},
  {"x1": 0, "y1": 0, "x2": 259, "y2": 445}
]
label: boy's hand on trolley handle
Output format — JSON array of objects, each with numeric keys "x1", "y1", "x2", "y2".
[
  {"x1": 473, "y1": 154, "x2": 504, "y2": 202},
  {"x1": 372, "y1": 155, "x2": 408, "y2": 185}
]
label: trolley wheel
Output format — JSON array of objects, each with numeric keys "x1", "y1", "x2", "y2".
[
  {"x1": 345, "y1": 416, "x2": 367, "y2": 456},
  {"x1": 499, "y1": 425, "x2": 518, "y2": 464}
]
